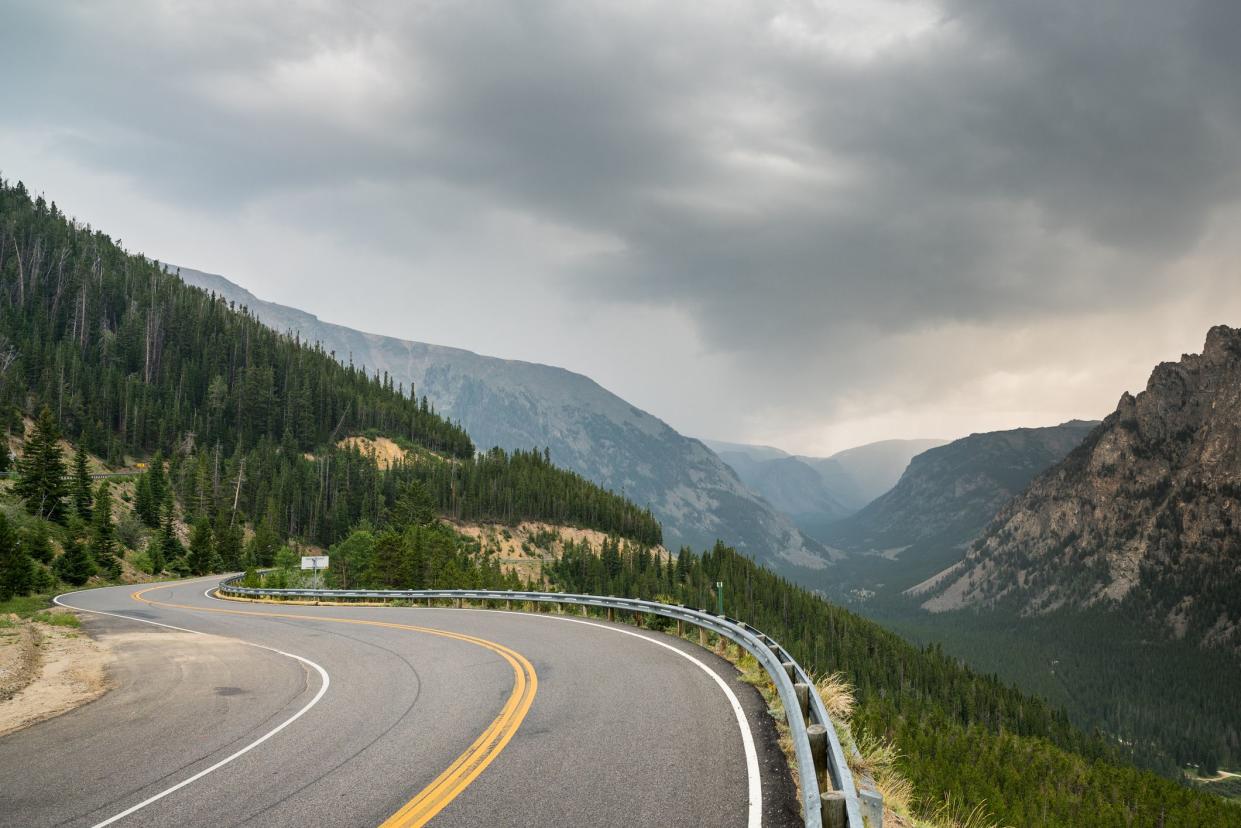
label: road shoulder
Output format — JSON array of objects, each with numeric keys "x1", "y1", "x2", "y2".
[{"x1": 0, "y1": 610, "x2": 113, "y2": 737}]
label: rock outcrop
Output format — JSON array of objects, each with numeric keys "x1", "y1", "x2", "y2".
[{"x1": 921, "y1": 326, "x2": 1241, "y2": 649}]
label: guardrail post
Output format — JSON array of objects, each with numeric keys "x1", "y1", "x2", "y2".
[
  {"x1": 455, "y1": 597, "x2": 464, "y2": 609},
  {"x1": 807, "y1": 723, "x2": 828, "y2": 788},
  {"x1": 607, "y1": 607, "x2": 615, "y2": 622},
  {"x1": 782, "y1": 661, "x2": 796, "y2": 681},
  {"x1": 822, "y1": 790, "x2": 847, "y2": 828},
  {"x1": 676, "y1": 619, "x2": 684, "y2": 636},
  {"x1": 698, "y1": 626, "x2": 707, "y2": 646},
  {"x1": 506, "y1": 598, "x2": 513, "y2": 610},
  {"x1": 794, "y1": 682, "x2": 810, "y2": 720}
]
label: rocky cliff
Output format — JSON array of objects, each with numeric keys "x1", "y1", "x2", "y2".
[{"x1": 921, "y1": 326, "x2": 1241, "y2": 649}]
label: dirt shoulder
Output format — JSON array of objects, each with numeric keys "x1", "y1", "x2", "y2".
[{"x1": 0, "y1": 611, "x2": 113, "y2": 737}]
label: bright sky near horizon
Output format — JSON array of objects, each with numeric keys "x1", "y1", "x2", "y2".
[{"x1": 3, "y1": 1, "x2": 1240, "y2": 455}]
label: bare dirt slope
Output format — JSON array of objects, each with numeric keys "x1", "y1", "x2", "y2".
[{"x1": 0, "y1": 612, "x2": 113, "y2": 737}]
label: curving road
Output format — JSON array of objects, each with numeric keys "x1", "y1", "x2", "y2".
[{"x1": 0, "y1": 577, "x2": 799, "y2": 827}]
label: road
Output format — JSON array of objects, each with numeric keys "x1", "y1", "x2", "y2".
[{"x1": 0, "y1": 577, "x2": 799, "y2": 827}]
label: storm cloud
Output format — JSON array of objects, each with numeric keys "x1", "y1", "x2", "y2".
[{"x1": 3, "y1": 0, "x2": 1240, "y2": 452}]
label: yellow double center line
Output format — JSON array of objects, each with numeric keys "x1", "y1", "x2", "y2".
[{"x1": 133, "y1": 584, "x2": 537, "y2": 827}]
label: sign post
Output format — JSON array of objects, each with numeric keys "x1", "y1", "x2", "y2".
[
  {"x1": 716, "y1": 580, "x2": 724, "y2": 616},
  {"x1": 301, "y1": 555, "x2": 329, "y2": 590}
]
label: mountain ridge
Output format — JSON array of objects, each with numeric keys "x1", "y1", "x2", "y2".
[
  {"x1": 921, "y1": 325, "x2": 1241, "y2": 651},
  {"x1": 172, "y1": 265, "x2": 830, "y2": 569}
]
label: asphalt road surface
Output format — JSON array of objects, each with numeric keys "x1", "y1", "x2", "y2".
[{"x1": 0, "y1": 577, "x2": 799, "y2": 827}]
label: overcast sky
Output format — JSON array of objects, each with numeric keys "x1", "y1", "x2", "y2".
[{"x1": 3, "y1": 1, "x2": 1240, "y2": 455}]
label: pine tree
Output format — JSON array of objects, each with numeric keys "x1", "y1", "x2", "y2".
[
  {"x1": 146, "y1": 532, "x2": 165, "y2": 576},
  {"x1": 54, "y1": 537, "x2": 97, "y2": 586},
  {"x1": 390, "y1": 480, "x2": 436, "y2": 528},
  {"x1": 187, "y1": 518, "x2": 217, "y2": 575},
  {"x1": 158, "y1": 500, "x2": 184, "y2": 570},
  {"x1": 21, "y1": 523, "x2": 55, "y2": 564},
  {"x1": 14, "y1": 408, "x2": 69, "y2": 522},
  {"x1": 213, "y1": 513, "x2": 243, "y2": 571},
  {"x1": 89, "y1": 481, "x2": 120, "y2": 578},
  {"x1": 71, "y1": 444, "x2": 93, "y2": 520},
  {"x1": 134, "y1": 473, "x2": 157, "y2": 528},
  {"x1": 0, "y1": 513, "x2": 34, "y2": 600}
]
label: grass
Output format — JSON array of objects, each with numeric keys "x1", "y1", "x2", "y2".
[
  {"x1": 0, "y1": 592, "x2": 57, "y2": 619},
  {"x1": 30, "y1": 611, "x2": 80, "y2": 627}
]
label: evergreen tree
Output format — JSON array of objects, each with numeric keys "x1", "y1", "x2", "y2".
[
  {"x1": 21, "y1": 523, "x2": 55, "y2": 564},
  {"x1": 54, "y1": 537, "x2": 97, "y2": 586},
  {"x1": 244, "y1": 510, "x2": 280, "y2": 568},
  {"x1": 0, "y1": 514, "x2": 34, "y2": 600},
  {"x1": 146, "y1": 533, "x2": 165, "y2": 576},
  {"x1": 389, "y1": 480, "x2": 436, "y2": 528},
  {"x1": 71, "y1": 444, "x2": 93, "y2": 520},
  {"x1": 157, "y1": 501, "x2": 184, "y2": 569},
  {"x1": 134, "y1": 472, "x2": 157, "y2": 528},
  {"x1": 14, "y1": 408, "x2": 69, "y2": 522},
  {"x1": 213, "y1": 513, "x2": 243, "y2": 571},
  {"x1": 89, "y1": 481, "x2": 121, "y2": 578},
  {"x1": 0, "y1": 439, "x2": 9, "y2": 474},
  {"x1": 187, "y1": 518, "x2": 218, "y2": 575}
]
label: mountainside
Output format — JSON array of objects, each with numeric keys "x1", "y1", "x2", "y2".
[
  {"x1": 175, "y1": 267, "x2": 828, "y2": 568},
  {"x1": 825, "y1": 422, "x2": 1097, "y2": 567},
  {"x1": 922, "y1": 326, "x2": 1241, "y2": 651}
]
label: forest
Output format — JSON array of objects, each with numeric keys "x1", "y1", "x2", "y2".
[{"x1": 0, "y1": 178, "x2": 659, "y2": 570}]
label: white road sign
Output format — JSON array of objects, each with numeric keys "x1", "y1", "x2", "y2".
[{"x1": 300, "y1": 555, "x2": 329, "y2": 570}]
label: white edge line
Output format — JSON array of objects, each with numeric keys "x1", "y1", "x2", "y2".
[
  {"x1": 203, "y1": 589, "x2": 763, "y2": 828},
  {"x1": 528, "y1": 613, "x2": 763, "y2": 828},
  {"x1": 54, "y1": 585, "x2": 331, "y2": 828}
]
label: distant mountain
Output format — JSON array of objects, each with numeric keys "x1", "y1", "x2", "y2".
[
  {"x1": 823, "y1": 421, "x2": 1097, "y2": 585},
  {"x1": 173, "y1": 266, "x2": 830, "y2": 569},
  {"x1": 920, "y1": 325, "x2": 1241, "y2": 650},
  {"x1": 808, "y1": 439, "x2": 949, "y2": 510},
  {"x1": 704, "y1": 437, "x2": 945, "y2": 542},
  {"x1": 700, "y1": 438, "x2": 792, "y2": 463},
  {"x1": 707, "y1": 451, "x2": 855, "y2": 524}
]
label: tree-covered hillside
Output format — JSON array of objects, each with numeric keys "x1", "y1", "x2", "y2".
[{"x1": 0, "y1": 178, "x2": 660, "y2": 561}]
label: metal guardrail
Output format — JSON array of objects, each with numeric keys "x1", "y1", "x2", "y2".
[
  {"x1": 0, "y1": 471, "x2": 140, "y2": 479},
  {"x1": 217, "y1": 577, "x2": 880, "y2": 827}
]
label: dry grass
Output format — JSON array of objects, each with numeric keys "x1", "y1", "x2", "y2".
[
  {"x1": 816, "y1": 672, "x2": 855, "y2": 720},
  {"x1": 923, "y1": 796, "x2": 1002, "y2": 828}
]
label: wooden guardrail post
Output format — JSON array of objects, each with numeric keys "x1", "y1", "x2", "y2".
[
  {"x1": 794, "y1": 682, "x2": 810, "y2": 720},
  {"x1": 822, "y1": 790, "x2": 846, "y2": 828},
  {"x1": 807, "y1": 724, "x2": 828, "y2": 788}
]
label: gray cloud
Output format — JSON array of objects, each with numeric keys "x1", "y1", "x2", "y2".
[{"x1": 2, "y1": 0, "x2": 1240, "y2": 451}]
